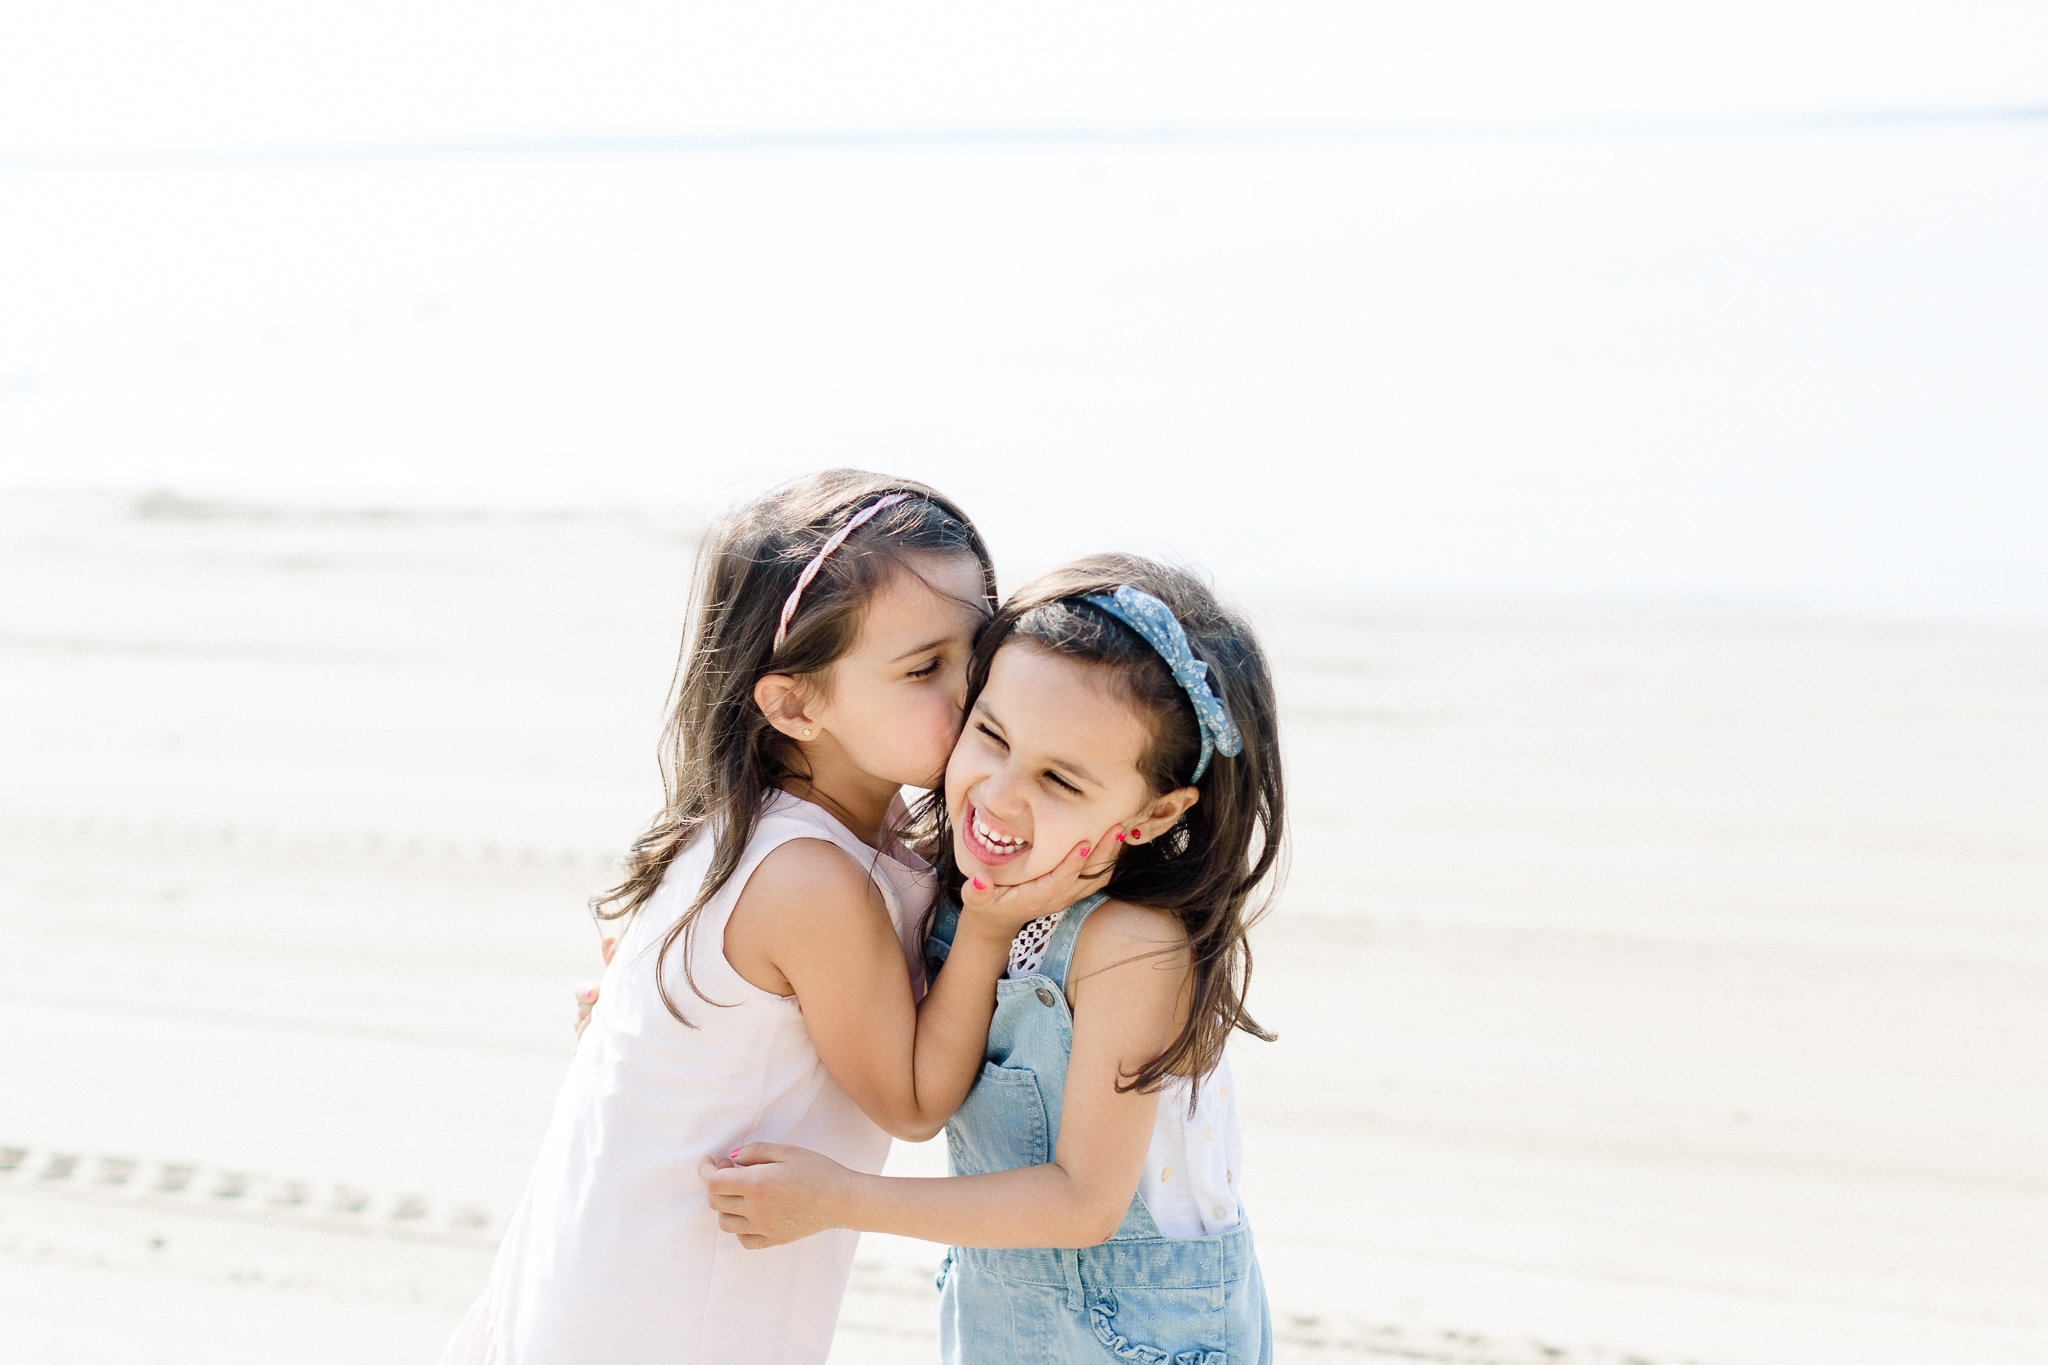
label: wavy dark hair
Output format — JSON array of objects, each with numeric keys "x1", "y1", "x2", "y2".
[
  {"x1": 594, "y1": 469, "x2": 996, "y2": 1025},
  {"x1": 918, "y1": 553, "x2": 1285, "y2": 1092}
]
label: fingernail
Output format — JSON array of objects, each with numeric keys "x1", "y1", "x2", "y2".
[
  {"x1": 1079, "y1": 846, "x2": 1090, "y2": 858},
  {"x1": 972, "y1": 877, "x2": 987, "y2": 890},
  {"x1": 1114, "y1": 832, "x2": 1125, "y2": 842},
  {"x1": 730, "y1": 1148, "x2": 741, "y2": 1159},
  {"x1": 580, "y1": 988, "x2": 596, "y2": 1002}
]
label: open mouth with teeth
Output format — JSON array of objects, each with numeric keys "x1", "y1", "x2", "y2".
[{"x1": 961, "y1": 798, "x2": 1032, "y2": 866}]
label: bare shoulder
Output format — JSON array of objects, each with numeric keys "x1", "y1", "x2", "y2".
[
  {"x1": 1071, "y1": 898, "x2": 1192, "y2": 980},
  {"x1": 726, "y1": 838, "x2": 890, "y2": 997},
  {"x1": 1068, "y1": 898, "x2": 1192, "y2": 1034},
  {"x1": 735, "y1": 837, "x2": 884, "y2": 923}
]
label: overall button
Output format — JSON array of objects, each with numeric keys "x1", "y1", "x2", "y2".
[{"x1": 1034, "y1": 988, "x2": 1057, "y2": 1007}]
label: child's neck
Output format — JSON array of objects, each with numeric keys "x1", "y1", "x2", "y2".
[{"x1": 781, "y1": 753, "x2": 900, "y2": 850}]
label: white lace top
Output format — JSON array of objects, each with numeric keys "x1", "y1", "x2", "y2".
[
  {"x1": 1008, "y1": 912, "x2": 1065, "y2": 976},
  {"x1": 1007, "y1": 910, "x2": 1243, "y2": 1239}
]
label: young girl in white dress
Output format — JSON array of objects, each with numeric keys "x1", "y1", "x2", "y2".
[{"x1": 439, "y1": 472, "x2": 1117, "y2": 1365}]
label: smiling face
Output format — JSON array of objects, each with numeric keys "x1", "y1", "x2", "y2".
[
  {"x1": 946, "y1": 640, "x2": 1179, "y2": 883},
  {"x1": 795, "y1": 551, "x2": 990, "y2": 789}
]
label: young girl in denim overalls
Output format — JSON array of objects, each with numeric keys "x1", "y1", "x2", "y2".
[{"x1": 708, "y1": 553, "x2": 1282, "y2": 1363}]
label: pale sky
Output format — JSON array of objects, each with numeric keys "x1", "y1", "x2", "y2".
[
  {"x1": 5, "y1": 4, "x2": 2046, "y2": 618},
  {"x1": 5, "y1": 2, "x2": 2047, "y2": 157}
]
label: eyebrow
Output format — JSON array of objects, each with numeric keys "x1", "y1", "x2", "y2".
[
  {"x1": 1049, "y1": 755, "x2": 1102, "y2": 788},
  {"x1": 976, "y1": 702, "x2": 1102, "y2": 788},
  {"x1": 889, "y1": 635, "x2": 955, "y2": 663}
]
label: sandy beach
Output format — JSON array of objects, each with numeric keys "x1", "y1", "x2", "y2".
[{"x1": 3, "y1": 490, "x2": 2045, "y2": 1364}]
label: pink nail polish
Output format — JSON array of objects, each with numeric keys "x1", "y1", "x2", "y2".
[
  {"x1": 1079, "y1": 846, "x2": 1090, "y2": 859},
  {"x1": 730, "y1": 1148, "x2": 741, "y2": 1159},
  {"x1": 1114, "y1": 832, "x2": 1126, "y2": 842},
  {"x1": 972, "y1": 877, "x2": 987, "y2": 891}
]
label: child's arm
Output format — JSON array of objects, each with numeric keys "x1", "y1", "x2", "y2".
[
  {"x1": 722, "y1": 830, "x2": 1119, "y2": 1143},
  {"x1": 705, "y1": 899, "x2": 1190, "y2": 1247}
]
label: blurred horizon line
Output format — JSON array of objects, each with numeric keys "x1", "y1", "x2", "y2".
[
  {"x1": 7, "y1": 102, "x2": 2047, "y2": 170},
  {"x1": 9, "y1": 485, "x2": 2045, "y2": 632}
]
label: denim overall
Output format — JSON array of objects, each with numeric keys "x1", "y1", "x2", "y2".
[{"x1": 926, "y1": 893, "x2": 1273, "y2": 1365}]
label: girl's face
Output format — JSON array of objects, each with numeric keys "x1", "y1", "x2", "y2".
[
  {"x1": 803, "y1": 553, "x2": 988, "y2": 789},
  {"x1": 946, "y1": 641, "x2": 1164, "y2": 884}
]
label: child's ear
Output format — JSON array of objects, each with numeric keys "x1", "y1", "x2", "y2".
[
  {"x1": 1129, "y1": 787, "x2": 1199, "y2": 843},
  {"x1": 753, "y1": 674, "x2": 818, "y2": 742}
]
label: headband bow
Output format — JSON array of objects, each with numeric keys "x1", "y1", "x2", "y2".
[{"x1": 1080, "y1": 585, "x2": 1242, "y2": 783}]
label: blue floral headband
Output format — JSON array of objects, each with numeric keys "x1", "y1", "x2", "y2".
[{"x1": 1079, "y1": 585, "x2": 1242, "y2": 784}]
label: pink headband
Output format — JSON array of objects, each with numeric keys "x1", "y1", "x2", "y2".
[{"x1": 773, "y1": 492, "x2": 914, "y2": 651}]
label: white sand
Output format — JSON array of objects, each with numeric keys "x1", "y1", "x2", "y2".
[{"x1": 3, "y1": 491, "x2": 2044, "y2": 1363}]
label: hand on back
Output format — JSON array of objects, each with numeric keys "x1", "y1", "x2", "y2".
[
  {"x1": 698, "y1": 1144, "x2": 853, "y2": 1250},
  {"x1": 572, "y1": 935, "x2": 618, "y2": 1039}
]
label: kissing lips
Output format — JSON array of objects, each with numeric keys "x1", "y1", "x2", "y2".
[{"x1": 962, "y1": 799, "x2": 1032, "y2": 867}]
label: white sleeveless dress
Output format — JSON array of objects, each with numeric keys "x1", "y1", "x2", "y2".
[{"x1": 441, "y1": 791, "x2": 933, "y2": 1365}]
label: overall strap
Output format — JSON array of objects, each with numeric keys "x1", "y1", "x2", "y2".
[{"x1": 1037, "y1": 892, "x2": 1110, "y2": 991}]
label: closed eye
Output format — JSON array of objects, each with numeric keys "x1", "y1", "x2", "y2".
[
  {"x1": 1044, "y1": 771, "x2": 1082, "y2": 795},
  {"x1": 976, "y1": 722, "x2": 1008, "y2": 749},
  {"x1": 907, "y1": 657, "x2": 942, "y2": 679}
]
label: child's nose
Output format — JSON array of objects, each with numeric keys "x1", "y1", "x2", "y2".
[{"x1": 975, "y1": 772, "x2": 1027, "y2": 823}]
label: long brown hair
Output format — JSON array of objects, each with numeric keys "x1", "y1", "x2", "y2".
[
  {"x1": 918, "y1": 553, "x2": 1285, "y2": 1092},
  {"x1": 595, "y1": 469, "x2": 996, "y2": 1025}
]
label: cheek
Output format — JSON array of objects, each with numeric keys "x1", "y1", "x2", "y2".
[
  {"x1": 1021, "y1": 809, "x2": 1082, "y2": 876},
  {"x1": 910, "y1": 690, "x2": 963, "y2": 756},
  {"x1": 873, "y1": 687, "x2": 948, "y2": 744},
  {"x1": 941, "y1": 733, "x2": 976, "y2": 807},
  {"x1": 1031, "y1": 800, "x2": 1114, "y2": 870},
  {"x1": 832, "y1": 688, "x2": 952, "y2": 783}
]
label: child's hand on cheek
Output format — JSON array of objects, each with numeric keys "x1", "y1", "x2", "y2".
[
  {"x1": 959, "y1": 823, "x2": 1123, "y2": 937},
  {"x1": 699, "y1": 1144, "x2": 854, "y2": 1249}
]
